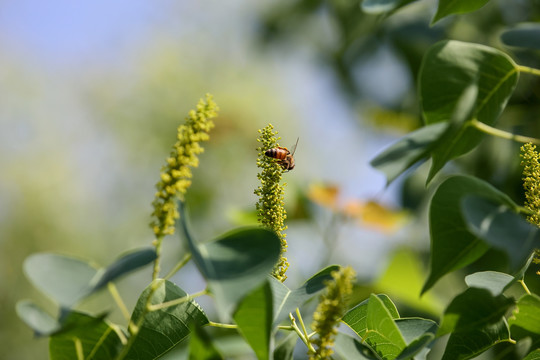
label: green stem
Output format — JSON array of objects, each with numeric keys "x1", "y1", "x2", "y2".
[
  {"x1": 289, "y1": 313, "x2": 316, "y2": 353},
  {"x1": 74, "y1": 338, "x2": 84, "y2": 360},
  {"x1": 517, "y1": 65, "x2": 540, "y2": 77},
  {"x1": 147, "y1": 289, "x2": 208, "y2": 311},
  {"x1": 152, "y1": 236, "x2": 164, "y2": 281},
  {"x1": 164, "y1": 253, "x2": 192, "y2": 280},
  {"x1": 469, "y1": 119, "x2": 540, "y2": 145},
  {"x1": 208, "y1": 321, "x2": 238, "y2": 329},
  {"x1": 108, "y1": 283, "x2": 131, "y2": 321},
  {"x1": 296, "y1": 308, "x2": 311, "y2": 341},
  {"x1": 519, "y1": 279, "x2": 531, "y2": 295}
]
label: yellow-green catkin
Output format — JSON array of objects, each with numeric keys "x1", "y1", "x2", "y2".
[
  {"x1": 309, "y1": 266, "x2": 356, "y2": 360},
  {"x1": 520, "y1": 143, "x2": 540, "y2": 271},
  {"x1": 255, "y1": 124, "x2": 289, "y2": 282},
  {"x1": 521, "y1": 143, "x2": 540, "y2": 227},
  {"x1": 150, "y1": 94, "x2": 218, "y2": 279}
]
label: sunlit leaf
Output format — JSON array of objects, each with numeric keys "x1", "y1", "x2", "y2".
[
  {"x1": 464, "y1": 271, "x2": 514, "y2": 296},
  {"x1": 501, "y1": 25, "x2": 540, "y2": 50},
  {"x1": 370, "y1": 122, "x2": 448, "y2": 184},
  {"x1": 125, "y1": 279, "x2": 209, "y2": 359},
  {"x1": 364, "y1": 294, "x2": 407, "y2": 359},
  {"x1": 432, "y1": 0, "x2": 491, "y2": 24},
  {"x1": 342, "y1": 294, "x2": 399, "y2": 340},
  {"x1": 524, "y1": 349, "x2": 540, "y2": 360},
  {"x1": 508, "y1": 294, "x2": 540, "y2": 335},
  {"x1": 419, "y1": 41, "x2": 518, "y2": 183},
  {"x1": 233, "y1": 281, "x2": 273, "y2": 360},
  {"x1": 422, "y1": 175, "x2": 517, "y2": 294},
  {"x1": 462, "y1": 195, "x2": 540, "y2": 272},
  {"x1": 49, "y1": 312, "x2": 121, "y2": 360},
  {"x1": 271, "y1": 265, "x2": 339, "y2": 327}
]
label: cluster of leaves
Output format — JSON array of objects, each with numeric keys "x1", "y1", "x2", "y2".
[{"x1": 16, "y1": 2, "x2": 540, "y2": 360}]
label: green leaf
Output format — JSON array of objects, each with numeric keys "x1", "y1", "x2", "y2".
[
  {"x1": 501, "y1": 25, "x2": 540, "y2": 50},
  {"x1": 508, "y1": 294, "x2": 540, "y2": 335},
  {"x1": 24, "y1": 253, "x2": 98, "y2": 308},
  {"x1": 189, "y1": 326, "x2": 224, "y2": 360},
  {"x1": 364, "y1": 294, "x2": 407, "y2": 359},
  {"x1": 233, "y1": 281, "x2": 273, "y2": 360},
  {"x1": 395, "y1": 318, "x2": 437, "y2": 359},
  {"x1": 49, "y1": 312, "x2": 121, "y2": 360},
  {"x1": 334, "y1": 332, "x2": 379, "y2": 360},
  {"x1": 90, "y1": 248, "x2": 156, "y2": 291},
  {"x1": 271, "y1": 265, "x2": 339, "y2": 327},
  {"x1": 16, "y1": 300, "x2": 60, "y2": 336},
  {"x1": 432, "y1": 0, "x2": 491, "y2": 24},
  {"x1": 438, "y1": 288, "x2": 513, "y2": 360},
  {"x1": 524, "y1": 349, "x2": 540, "y2": 360},
  {"x1": 370, "y1": 122, "x2": 448, "y2": 184},
  {"x1": 438, "y1": 288, "x2": 513, "y2": 336},
  {"x1": 422, "y1": 175, "x2": 517, "y2": 294},
  {"x1": 125, "y1": 279, "x2": 209, "y2": 359},
  {"x1": 185, "y1": 226, "x2": 281, "y2": 317},
  {"x1": 342, "y1": 294, "x2": 399, "y2": 340},
  {"x1": 464, "y1": 271, "x2": 514, "y2": 296},
  {"x1": 361, "y1": 0, "x2": 418, "y2": 14},
  {"x1": 419, "y1": 41, "x2": 518, "y2": 182},
  {"x1": 462, "y1": 196, "x2": 539, "y2": 272},
  {"x1": 273, "y1": 333, "x2": 297, "y2": 360}
]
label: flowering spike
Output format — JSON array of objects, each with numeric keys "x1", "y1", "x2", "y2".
[
  {"x1": 309, "y1": 266, "x2": 356, "y2": 360},
  {"x1": 150, "y1": 94, "x2": 218, "y2": 279},
  {"x1": 521, "y1": 143, "x2": 540, "y2": 227},
  {"x1": 254, "y1": 124, "x2": 289, "y2": 281}
]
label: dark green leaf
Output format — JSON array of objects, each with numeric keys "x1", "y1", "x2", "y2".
[
  {"x1": 501, "y1": 25, "x2": 540, "y2": 50},
  {"x1": 361, "y1": 0, "x2": 418, "y2": 14},
  {"x1": 271, "y1": 265, "x2": 339, "y2": 327},
  {"x1": 233, "y1": 281, "x2": 273, "y2": 360},
  {"x1": 185, "y1": 226, "x2": 281, "y2": 317},
  {"x1": 438, "y1": 288, "x2": 513, "y2": 359},
  {"x1": 334, "y1": 332, "x2": 380, "y2": 360},
  {"x1": 49, "y1": 312, "x2": 121, "y2": 360},
  {"x1": 125, "y1": 279, "x2": 209, "y2": 359},
  {"x1": 90, "y1": 248, "x2": 157, "y2": 291},
  {"x1": 462, "y1": 196, "x2": 539, "y2": 272},
  {"x1": 342, "y1": 294, "x2": 399, "y2": 339},
  {"x1": 189, "y1": 326, "x2": 224, "y2": 360},
  {"x1": 438, "y1": 288, "x2": 513, "y2": 336},
  {"x1": 16, "y1": 300, "x2": 60, "y2": 336},
  {"x1": 370, "y1": 122, "x2": 448, "y2": 184},
  {"x1": 464, "y1": 271, "x2": 514, "y2": 296},
  {"x1": 422, "y1": 175, "x2": 517, "y2": 294},
  {"x1": 363, "y1": 294, "x2": 407, "y2": 359},
  {"x1": 24, "y1": 253, "x2": 98, "y2": 307},
  {"x1": 509, "y1": 294, "x2": 540, "y2": 335},
  {"x1": 524, "y1": 349, "x2": 540, "y2": 360},
  {"x1": 432, "y1": 0, "x2": 491, "y2": 24},
  {"x1": 419, "y1": 41, "x2": 518, "y2": 183},
  {"x1": 273, "y1": 333, "x2": 297, "y2": 360}
]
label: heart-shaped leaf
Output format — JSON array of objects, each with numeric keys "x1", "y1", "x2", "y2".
[
  {"x1": 422, "y1": 175, "x2": 518, "y2": 294},
  {"x1": 501, "y1": 25, "x2": 540, "y2": 50},
  {"x1": 508, "y1": 294, "x2": 540, "y2": 336},
  {"x1": 233, "y1": 281, "x2": 273, "y2": 360},
  {"x1": 464, "y1": 271, "x2": 514, "y2": 296},
  {"x1": 419, "y1": 41, "x2": 518, "y2": 183},
  {"x1": 342, "y1": 294, "x2": 399, "y2": 340}
]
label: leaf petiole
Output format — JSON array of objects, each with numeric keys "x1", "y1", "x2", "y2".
[{"x1": 469, "y1": 119, "x2": 540, "y2": 144}]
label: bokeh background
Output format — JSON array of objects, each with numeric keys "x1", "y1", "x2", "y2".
[{"x1": 2, "y1": 0, "x2": 540, "y2": 358}]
